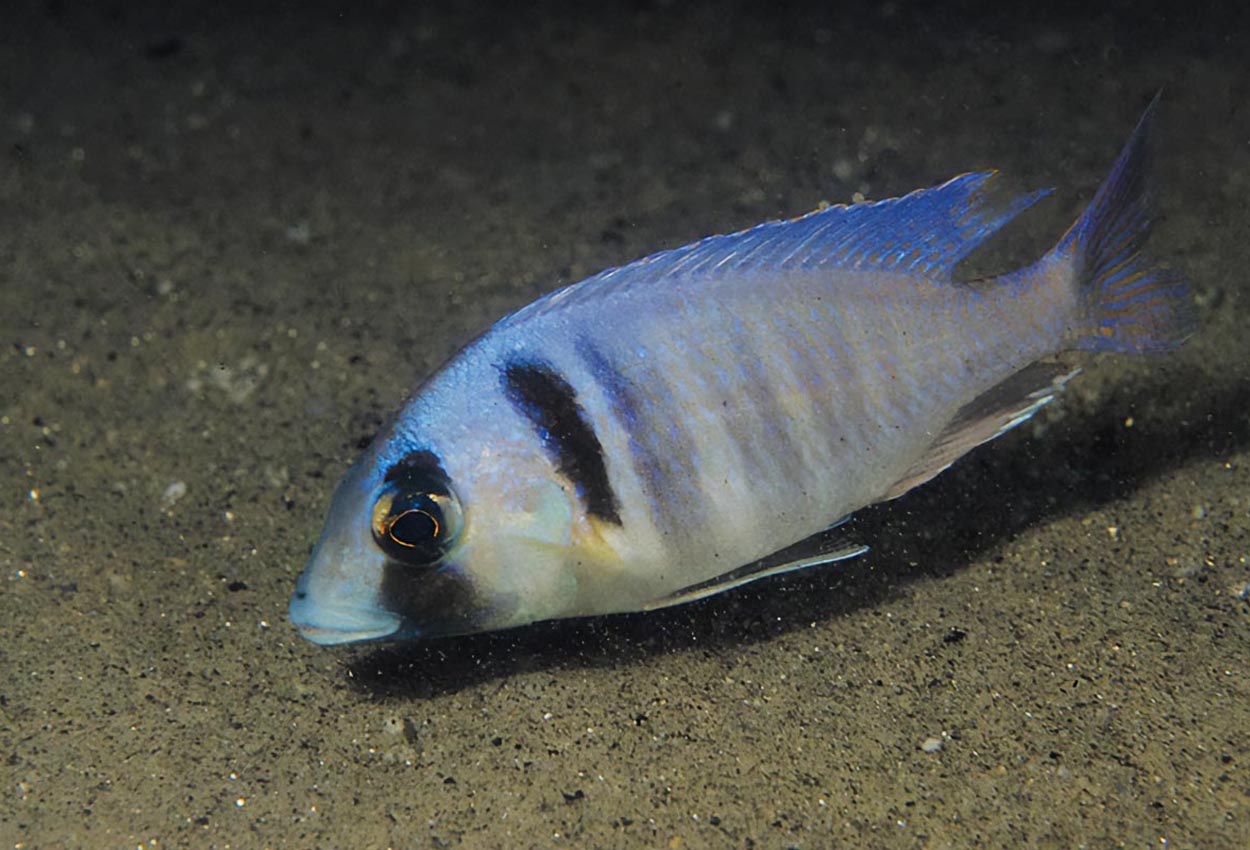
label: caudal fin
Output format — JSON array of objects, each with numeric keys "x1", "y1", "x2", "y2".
[{"x1": 1057, "y1": 94, "x2": 1197, "y2": 353}]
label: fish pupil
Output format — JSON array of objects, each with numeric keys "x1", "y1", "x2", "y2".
[{"x1": 389, "y1": 508, "x2": 439, "y2": 548}]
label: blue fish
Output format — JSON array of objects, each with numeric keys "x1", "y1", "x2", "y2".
[{"x1": 290, "y1": 98, "x2": 1194, "y2": 645}]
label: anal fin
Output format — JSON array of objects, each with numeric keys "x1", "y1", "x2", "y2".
[
  {"x1": 642, "y1": 532, "x2": 867, "y2": 612},
  {"x1": 881, "y1": 361, "x2": 1079, "y2": 502}
]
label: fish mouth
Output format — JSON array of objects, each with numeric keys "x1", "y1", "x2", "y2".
[{"x1": 288, "y1": 594, "x2": 405, "y2": 645}]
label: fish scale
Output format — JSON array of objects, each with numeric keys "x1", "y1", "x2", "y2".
[{"x1": 290, "y1": 97, "x2": 1196, "y2": 645}]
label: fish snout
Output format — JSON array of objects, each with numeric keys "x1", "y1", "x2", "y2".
[{"x1": 288, "y1": 573, "x2": 404, "y2": 645}]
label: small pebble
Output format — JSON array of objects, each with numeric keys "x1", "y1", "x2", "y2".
[
  {"x1": 160, "y1": 480, "x2": 187, "y2": 510},
  {"x1": 920, "y1": 736, "x2": 944, "y2": 753}
]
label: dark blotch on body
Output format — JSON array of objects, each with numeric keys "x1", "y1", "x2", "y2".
[
  {"x1": 378, "y1": 557, "x2": 482, "y2": 638},
  {"x1": 501, "y1": 358, "x2": 622, "y2": 525}
]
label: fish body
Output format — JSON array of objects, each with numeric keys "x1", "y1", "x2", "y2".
[{"x1": 290, "y1": 99, "x2": 1194, "y2": 645}]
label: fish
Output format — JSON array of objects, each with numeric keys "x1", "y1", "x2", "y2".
[{"x1": 289, "y1": 96, "x2": 1195, "y2": 645}]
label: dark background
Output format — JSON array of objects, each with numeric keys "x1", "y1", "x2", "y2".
[{"x1": 2, "y1": 2, "x2": 1247, "y2": 847}]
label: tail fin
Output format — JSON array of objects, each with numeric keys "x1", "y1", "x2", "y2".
[{"x1": 1056, "y1": 93, "x2": 1197, "y2": 353}]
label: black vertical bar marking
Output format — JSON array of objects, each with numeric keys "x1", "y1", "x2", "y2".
[{"x1": 501, "y1": 358, "x2": 623, "y2": 525}]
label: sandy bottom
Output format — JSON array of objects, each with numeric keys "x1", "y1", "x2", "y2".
[{"x1": 2, "y1": 3, "x2": 1248, "y2": 848}]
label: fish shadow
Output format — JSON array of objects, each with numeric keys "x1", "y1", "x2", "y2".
[{"x1": 348, "y1": 358, "x2": 1248, "y2": 701}]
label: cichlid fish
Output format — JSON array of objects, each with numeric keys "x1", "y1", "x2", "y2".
[{"x1": 289, "y1": 98, "x2": 1194, "y2": 645}]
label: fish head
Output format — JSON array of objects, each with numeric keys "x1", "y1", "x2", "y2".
[{"x1": 289, "y1": 429, "x2": 581, "y2": 645}]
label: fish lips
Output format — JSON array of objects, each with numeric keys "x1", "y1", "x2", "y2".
[
  {"x1": 288, "y1": 595, "x2": 404, "y2": 645},
  {"x1": 288, "y1": 558, "x2": 406, "y2": 645}
]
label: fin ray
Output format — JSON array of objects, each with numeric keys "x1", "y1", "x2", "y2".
[
  {"x1": 881, "y1": 363, "x2": 1079, "y2": 501},
  {"x1": 608, "y1": 173, "x2": 1051, "y2": 284},
  {"x1": 643, "y1": 535, "x2": 867, "y2": 611},
  {"x1": 1056, "y1": 93, "x2": 1197, "y2": 353},
  {"x1": 506, "y1": 172, "x2": 1056, "y2": 332}
]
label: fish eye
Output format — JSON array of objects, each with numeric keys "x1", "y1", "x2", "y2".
[{"x1": 371, "y1": 473, "x2": 463, "y2": 565}]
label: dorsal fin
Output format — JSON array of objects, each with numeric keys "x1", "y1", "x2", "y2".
[
  {"x1": 592, "y1": 172, "x2": 1052, "y2": 286},
  {"x1": 502, "y1": 168, "x2": 1054, "y2": 328}
]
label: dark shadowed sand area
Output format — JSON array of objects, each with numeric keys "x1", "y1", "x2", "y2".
[{"x1": 2, "y1": 1, "x2": 1248, "y2": 847}]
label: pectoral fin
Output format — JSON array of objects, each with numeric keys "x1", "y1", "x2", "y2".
[
  {"x1": 880, "y1": 362, "x2": 1080, "y2": 502},
  {"x1": 643, "y1": 534, "x2": 868, "y2": 612}
]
